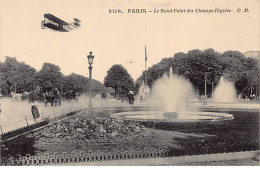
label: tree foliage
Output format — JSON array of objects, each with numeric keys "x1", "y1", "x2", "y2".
[
  {"x1": 63, "y1": 73, "x2": 88, "y2": 94},
  {"x1": 0, "y1": 57, "x2": 36, "y2": 95},
  {"x1": 104, "y1": 64, "x2": 134, "y2": 96},
  {"x1": 35, "y1": 63, "x2": 64, "y2": 92},
  {"x1": 63, "y1": 73, "x2": 110, "y2": 95},
  {"x1": 0, "y1": 57, "x2": 111, "y2": 96},
  {"x1": 137, "y1": 49, "x2": 260, "y2": 96}
]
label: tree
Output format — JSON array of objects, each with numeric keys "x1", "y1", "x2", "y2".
[
  {"x1": 0, "y1": 57, "x2": 114, "y2": 96},
  {"x1": 136, "y1": 49, "x2": 260, "y2": 96},
  {"x1": 104, "y1": 65, "x2": 134, "y2": 96},
  {"x1": 0, "y1": 57, "x2": 36, "y2": 95},
  {"x1": 63, "y1": 73, "x2": 88, "y2": 94},
  {"x1": 92, "y1": 79, "x2": 111, "y2": 94},
  {"x1": 220, "y1": 51, "x2": 247, "y2": 83},
  {"x1": 63, "y1": 73, "x2": 113, "y2": 95},
  {"x1": 187, "y1": 49, "x2": 223, "y2": 94},
  {"x1": 245, "y1": 57, "x2": 260, "y2": 96},
  {"x1": 235, "y1": 74, "x2": 249, "y2": 95},
  {"x1": 35, "y1": 63, "x2": 64, "y2": 92}
]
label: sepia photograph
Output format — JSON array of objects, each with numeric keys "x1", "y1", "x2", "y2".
[{"x1": 0, "y1": 0, "x2": 259, "y2": 166}]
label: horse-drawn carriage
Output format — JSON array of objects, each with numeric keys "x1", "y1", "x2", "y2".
[
  {"x1": 119, "y1": 91, "x2": 135, "y2": 105},
  {"x1": 43, "y1": 88, "x2": 62, "y2": 107},
  {"x1": 44, "y1": 93, "x2": 62, "y2": 106},
  {"x1": 63, "y1": 91, "x2": 78, "y2": 101},
  {"x1": 28, "y1": 87, "x2": 62, "y2": 107}
]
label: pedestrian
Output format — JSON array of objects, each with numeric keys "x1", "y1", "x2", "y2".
[
  {"x1": 31, "y1": 100, "x2": 40, "y2": 122},
  {"x1": 140, "y1": 94, "x2": 143, "y2": 102},
  {"x1": 128, "y1": 91, "x2": 135, "y2": 105},
  {"x1": 53, "y1": 88, "x2": 59, "y2": 96}
]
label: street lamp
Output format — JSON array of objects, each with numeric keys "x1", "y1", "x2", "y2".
[
  {"x1": 204, "y1": 73, "x2": 207, "y2": 105},
  {"x1": 87, "y1": 52, "x2": 94, "y2": 116},
  {"x1": 203, "y1": 67, "x2": 213, "y2": 105},
  {"x1": 208, "y1": 67, "x2": 214, "y2": 97}
]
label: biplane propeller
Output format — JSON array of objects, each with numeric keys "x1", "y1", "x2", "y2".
[{"x1": 41, "y1": 13, "x2": 81, "y2": 32}]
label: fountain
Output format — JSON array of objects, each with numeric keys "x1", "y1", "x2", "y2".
[
  {"x1": 111, "y1": 69, "x2": 234, "y2": 122},
  {"x1": 152, "y1": 68, "x2": 193, "y2": 112},
  {"x1": 212, "y1": 77, "x2": 237, "y2": 102}
]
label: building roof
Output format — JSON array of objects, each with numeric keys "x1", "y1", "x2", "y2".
[{"x1": 244, "y1": 51, "x2": 260, "y2": 60}]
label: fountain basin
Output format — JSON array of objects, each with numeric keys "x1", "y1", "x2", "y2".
[{"x1": 111, "y1": 111, "x2": 234, "y2": 122}]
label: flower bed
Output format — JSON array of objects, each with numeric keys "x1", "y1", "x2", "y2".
[{"x1": 35, "y1": 117, "x2": 148, "y2": 144}]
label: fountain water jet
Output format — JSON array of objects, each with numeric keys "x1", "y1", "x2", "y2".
[
  {"x1": 152, "y1": 68, "x2": 194, "y2": 112},
  {"x1": 111, "y1": 69, "x2": 234, "y2": 122},
  {"x1": 138, "y1": 81, "x2": 146, "y2": 99},
  {"x1": 212, "y1": 77, "x2": 237, "y2": 102}
]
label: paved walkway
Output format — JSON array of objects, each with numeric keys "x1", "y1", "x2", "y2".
[
  {"x1": 0, "y1": 98, "x2": 87, "y2": 133},
  {"x1": 0, "y1": 97, "x2": 259, "y2": 133}
]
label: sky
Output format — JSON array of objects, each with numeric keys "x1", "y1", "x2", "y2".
[{"x1": 0, "y1": 0, "x2": 259, "y2": 82}]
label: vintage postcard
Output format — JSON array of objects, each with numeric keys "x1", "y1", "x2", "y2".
[{"x1": 0, "y1": 0, "x2": 259, "y2": 166}]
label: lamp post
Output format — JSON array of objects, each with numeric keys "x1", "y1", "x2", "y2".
[
  {"x1": 204, "y1": 74, "x2": 207, "y2": 104},
  {"x1": 203, "y1": 67, "x2": 213, "y2": 105},
  {"x1": 87, "y1": 52, "x2": 94, "y2": 116},
  {"x1": 257, "y1": 74, "x2": 260, "y2": 100},
  {"x1": 208, "y1": 67, "x2": 214, "y2": 97}
]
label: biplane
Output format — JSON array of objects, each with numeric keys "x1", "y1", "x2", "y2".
[{"x1": 41, "y1": 13, "x2": 81, "y2": 32}]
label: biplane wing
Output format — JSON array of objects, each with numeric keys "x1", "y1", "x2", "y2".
[{"x1": 41, "y1": 13, "x2": 80, "y2": 32}]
